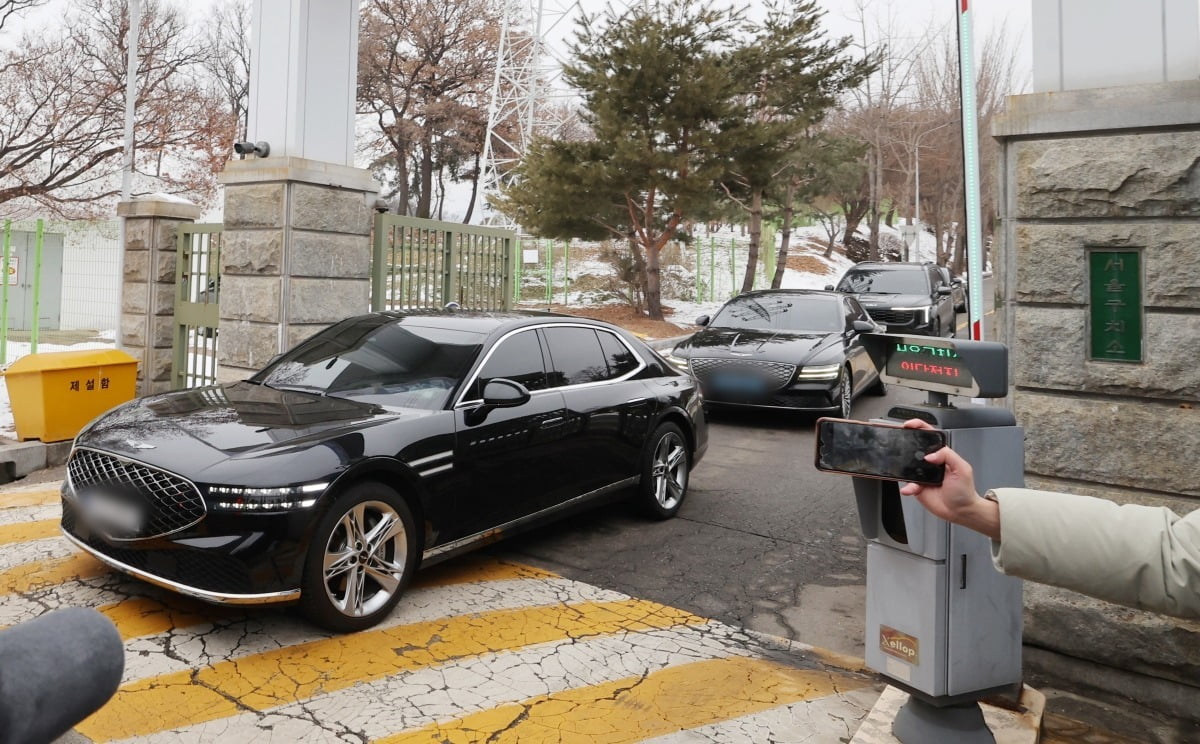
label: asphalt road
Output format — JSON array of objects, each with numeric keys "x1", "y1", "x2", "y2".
[{"x1": 491, "y1": 276, "x2": 999, "y2": 659}]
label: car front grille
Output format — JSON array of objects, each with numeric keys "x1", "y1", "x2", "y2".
[
  {"x1": 864, "y1": 308, "x2": 914, "y2": 325},
  {"x1": 67, "y1": 448, "x2": 206, "y2": 540},
  {"x1": 688, "y1": 358, "x2": 796, "y2": 391}
]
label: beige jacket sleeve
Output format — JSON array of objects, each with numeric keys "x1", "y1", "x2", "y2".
[{"x1": 988, "y1": 487, "x2": 1200, "y2": 619}]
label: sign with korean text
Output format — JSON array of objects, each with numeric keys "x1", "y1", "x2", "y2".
[
  {"x1": 5, "y1": 255, "x2": 17, "y2": 286},
  {"x1": 1088, "y1": 250, "x2": 1141, "y2": 363}
]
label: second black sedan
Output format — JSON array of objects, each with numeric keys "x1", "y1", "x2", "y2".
[{"x1": 664, "y1": 290, "x2": 886, "y2": 416}]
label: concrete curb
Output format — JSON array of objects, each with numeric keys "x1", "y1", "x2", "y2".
[{"x1": 0, "y1": 439, "x2": 72, "y2": 484}]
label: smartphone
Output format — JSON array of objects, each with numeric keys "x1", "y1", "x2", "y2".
[{"x1": 814, "y1": 417, "x2": 947, "y2": 484}]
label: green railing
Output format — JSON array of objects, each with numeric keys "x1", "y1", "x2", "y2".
[
  {"x1": 371, "y1": 214, "x2": 516, "y2": 312},
  {"x1": 172, "y1": 224, "x2": 222, "y2": 390}
]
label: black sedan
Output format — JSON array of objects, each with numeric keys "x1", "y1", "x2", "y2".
[
  {"x1": 664, "y1": 290, "x2": 886, "y2": 417},
  {"x1": 60, "y1": 311, "x2": 707, "y2": 632}
]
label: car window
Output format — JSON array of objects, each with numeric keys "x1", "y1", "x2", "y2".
[
  {"x1": 598, "y1": 330, "x2": 639, "y2": 378},
  {"x1": 837, "y1": 268, "x2": 930, "y2": 295},
  {"x1": 846, "y1": 296, "x2": 872, "y2": 324},
  {"x1": 543, "y1": 326, "x2": 613, "y2": 386},
  {"x1": 254, "y1": 317, "x2": 483, "y2": 410},
  {"x1": 709, "y1": 294, "x2": 842, "y2": 332},
  {"x1": 466, "y1": 329, "x2": 548, "y2": 400}
]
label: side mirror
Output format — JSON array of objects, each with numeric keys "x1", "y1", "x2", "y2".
[
  {"x1": 937, "y1": 285, "x2": 953, "y2": 296},
  {"x1": 464, "y1": 378, "x2": 530, "y2": 425},
  {"x1": 695, "y1": 315, "x2": 710, "y2": 326},
  {"x1": 824, "y1": 284, "x2": 835, "y2": 291},
  {"x1": 482, "y1": 378, "x2": 530, "y2": 407},
  {"x1": 852, "y1": 320, "x2": 876, "y2": 333}
]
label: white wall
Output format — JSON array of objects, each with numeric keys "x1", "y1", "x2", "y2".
[{"x1": 1032, "y1": 0, "x2": 1200, "y2": 92}]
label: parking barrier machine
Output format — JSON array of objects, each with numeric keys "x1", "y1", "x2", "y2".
[{"x1": 856, "y1": 334, "x2": 1024, "y2": 744}]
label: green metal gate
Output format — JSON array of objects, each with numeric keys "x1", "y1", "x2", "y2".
[
  {"x1": 371, "y1": 214, "x2": 516, "y2": 312},
  {"x1": 172, "y1": 224, "x2": 221, "y2": 390}
]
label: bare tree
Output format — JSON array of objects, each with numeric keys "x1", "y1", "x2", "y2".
[
  {"x1": 0, "y1": 0, "x2": 226, "y2": 216},
  {"x1": 912, "y1": 22, "x2": 1020, "y2": 273},
  {"x1": 0, "y1": 0, "x2": 43, "y2": 32},
  {"x1": 841, "y1": 0, "x2": 931, "y2": 260},
  {"x1": 358, "y1": 0, "x2": 503, "y2": 220},
  {"x1": 200, "y1": 0, "x2": 250, "y2": 146}
]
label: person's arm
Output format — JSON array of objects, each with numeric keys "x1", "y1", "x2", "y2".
[
  {"x1": 897, "y1": 419, "x2": 1200, "y2": 620},
  {"x1": 988, "y1": 488, "x2": 1200, "y2": 619}
]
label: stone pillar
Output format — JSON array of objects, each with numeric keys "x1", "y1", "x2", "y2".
[
  {"x1": 994, "y1": 80, "x2": 1200, "y2": 738},
  {"x1": 116, "y1": 197, "x2": 201, "y2": 396},
  {"x1": 216, "y1": 158, "x2": 376, "y2": 382}
]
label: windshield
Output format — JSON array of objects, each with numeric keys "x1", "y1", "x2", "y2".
[
  {"x1": 837, "y1": 268, "x2": 929, "y2": 295},
  {"x1": 709, "y1": 294, "x2": 842, "y2": 333},
  {"x1": 252, "y1": 316, "x2": 484, "y2": 410}
]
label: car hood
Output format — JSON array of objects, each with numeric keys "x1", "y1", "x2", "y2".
[
  {"x1": 854, "y1": 292, "x2": 930, "y2": 309},
  {"x1": 74, "y1": 381, "x2": 417, "y2": 474},
  {"x1": 676, "y1": 327, "x2": 836, "y2": 362}
]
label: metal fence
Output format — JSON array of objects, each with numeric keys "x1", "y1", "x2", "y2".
[
  {"x1": 371, "y1": 214, "x2": 516, "y2": 312},
  {"x1": 172, "y1": 224, "x2": 221, "y2": 390}
]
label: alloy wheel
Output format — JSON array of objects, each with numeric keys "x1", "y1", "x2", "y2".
[
  {"x1": 322, "y1": 500, "x2": 409, "y2": 618},
  {"x1": 651, "y1": 431, "x2": 688, "y2": 511},
  {"x1": 839, "y1": 367, "x2": 852, "y2": 418}
]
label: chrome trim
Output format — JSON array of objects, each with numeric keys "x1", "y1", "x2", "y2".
[
  {"x1": 408, "y1": 450, "x2": 452, "y2": 468},
  {"x1": 420, "y1": 462, "x2": 453, "y2": 477},
  {"x1": 454, "y1": 323, "x2": 648, "y2": 408},
  {"x1": 61, "y1": 528, "x2": 301, "y2": 606},
  {"x1": 422, "y1": 476, "x2": 639, "y2": 560}
]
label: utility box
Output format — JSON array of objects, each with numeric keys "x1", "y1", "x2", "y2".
[
  {"x1": 5, "y1": 350, "x2": 138, "y2": 442},
  {"x1": 853, "y1": 334, "x2": 1025, "y2": 743}
]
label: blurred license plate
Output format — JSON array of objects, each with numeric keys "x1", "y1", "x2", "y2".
[
  {"x1": 83, "y1": 491, "x2": 143, "y2": 533},
  {"x1": 711, "y1": 373, "x2": 765, "y2": 395}
]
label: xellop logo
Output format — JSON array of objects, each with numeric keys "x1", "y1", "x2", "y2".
[{"x1": 879, "y1": 625, "x2": 919, "y2": 665}]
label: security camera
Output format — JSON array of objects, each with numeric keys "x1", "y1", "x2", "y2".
[{"x1": 233, "y1": 141, "x2": 271, "y2": 158}]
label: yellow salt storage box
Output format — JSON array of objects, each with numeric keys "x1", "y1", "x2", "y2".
[{"x1": 4, "y1": 349, "x2": 139, "y2": 442}]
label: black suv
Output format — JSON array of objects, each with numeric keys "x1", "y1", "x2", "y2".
[{"x1": 830, "y1": 261, "x2": 957, "y2": 337}]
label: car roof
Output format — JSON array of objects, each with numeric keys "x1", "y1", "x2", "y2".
[
  {"x1": 846, "y1": 262, "x2": 928, "y2": 271},
  {"x1": 726, "y1": 288, "x2": 842, "y2": 299},
  {"x1": 374, "y1": 309, "x2": 628, "y2": 337}
]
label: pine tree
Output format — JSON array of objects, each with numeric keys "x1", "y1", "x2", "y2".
[{"x1": 495, "y1": 0, "x2": 743, "y2": 321}]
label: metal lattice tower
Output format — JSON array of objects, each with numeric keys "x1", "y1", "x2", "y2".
[{"x1": 476, "y1": 0, "x2": 587, "y2": 227}]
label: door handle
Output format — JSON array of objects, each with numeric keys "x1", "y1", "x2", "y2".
[
  {"x1": 540, "y1": 416, "x2": 564, "y2": 428},
  {"x1": 625, "y1": 398, "x2": 651, "y2": 405}
]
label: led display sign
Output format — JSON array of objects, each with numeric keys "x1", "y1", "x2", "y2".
[{"x1": 885, "y1": 343, "x2": 975, "y2": 390}]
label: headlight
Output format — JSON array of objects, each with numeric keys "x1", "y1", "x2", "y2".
[
  {"x1": 893, "y1": 305, "x2": 932, "y2": 322},
  {"x1": 796, "y1": 363, "x2": 841, "y2": 381},
  {"x1": 664, "y1": 347, "x2": 690, "y2": 371},
  {"x1": 207, "y1": 482, "x2": 329, "y2": 511}
]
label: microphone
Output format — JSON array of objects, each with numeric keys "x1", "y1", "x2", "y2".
[{"x1": 0, "y1": 608, "x2": 124, "y2": 744}]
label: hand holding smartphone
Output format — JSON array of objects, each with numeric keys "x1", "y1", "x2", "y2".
[{"x1": 814, "y1": 417, "x2": 947, "y2": 485}]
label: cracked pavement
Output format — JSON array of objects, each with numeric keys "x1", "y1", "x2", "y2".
[{"x1": 0, "y1": 478, "x2": 884, "y2": 743}]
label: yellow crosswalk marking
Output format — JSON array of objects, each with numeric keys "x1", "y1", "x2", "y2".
[
  {"x1": 0, "y1": 519, "x2": 59, "y2": 546},
  {"x1": 379, "y1": 655, "x2": 871, "y2": 744},
  {"x1": 98, "y1": 596, "x2": 235, "y2": 641},
  {"x1": 412, "y1": 555, "x2": 558, "y2": 587},
  {"x1": 0, "y1": 553, "x2": 106, "y2": 594},
  {"x1": 76, "y1": 598, "x2": 706, "y2": 741},
  {"x1": 0, "y1": 488, "x2": 61, "y2": 509}
]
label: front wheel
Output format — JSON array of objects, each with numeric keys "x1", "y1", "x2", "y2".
[
  {"x1": 637, "y1": 423, "x2": 691, "y2": 519},
  {"x1": 300, "y1": 482, "x2": 419, "y2": 633},
  {"x1": 836, "y1": 366, "x2": 853, "y2": 418}
]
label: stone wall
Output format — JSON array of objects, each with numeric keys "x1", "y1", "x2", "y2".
[
  {"x1": 116, "y1": 198, "x2": 200, "y2": 396},
  {"x1": 216, "y1": 158, "x2": 376, "y2": 381},
  {"x1": 995, "y1": 80, "x2": 1200, "y2": 741}
]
